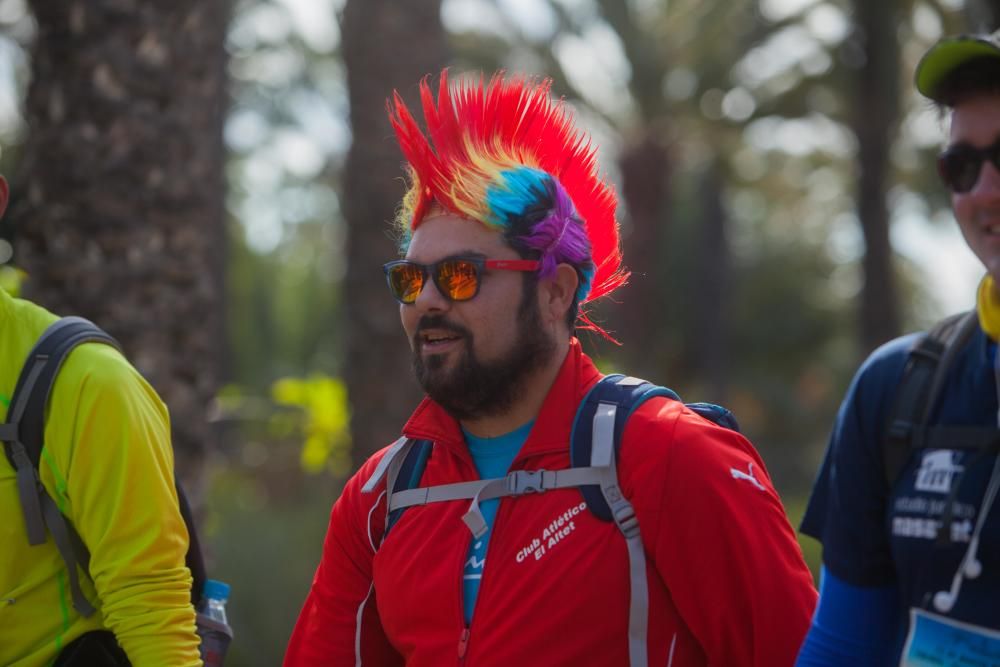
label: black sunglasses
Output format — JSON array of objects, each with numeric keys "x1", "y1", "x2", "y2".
[
  {"x1": 937, "y1": 137, "x2": 1000, "y2": 194},
  {"x1": 382, "y1": 256, "x2": 540, "y2": 305}
]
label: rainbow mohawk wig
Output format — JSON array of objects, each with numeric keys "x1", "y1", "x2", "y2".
[{"x1": 387, "y1": 70, "x2": 628, "y2": 336}]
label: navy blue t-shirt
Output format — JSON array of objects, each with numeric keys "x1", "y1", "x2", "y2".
[{"x1": 801, "y1": 324, "x2": 1000, "y2": 630}]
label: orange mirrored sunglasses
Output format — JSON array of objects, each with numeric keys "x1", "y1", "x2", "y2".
[{"x1": 382, "y1": 256, "x2": 540, "y2": 305}]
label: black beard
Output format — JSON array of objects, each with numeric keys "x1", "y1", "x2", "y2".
[{"x1": 411, "y1": 289, "x2": 556, "y2": 421}]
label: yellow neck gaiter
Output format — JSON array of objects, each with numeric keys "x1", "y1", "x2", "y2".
[{"x1": 976, "y1": 275, "x2": 1000, "y2": 341}]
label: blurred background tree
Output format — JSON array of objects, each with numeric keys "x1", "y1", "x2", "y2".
[
  {"x1": 0, "y1": 0, "x2": 996, "y2": 663},
  {"x1": 9, "y1": 0, "x2": 230, "y2": 483},
  {"x1": 341, "y1": 0, "x2": 449, "y2": 463}
]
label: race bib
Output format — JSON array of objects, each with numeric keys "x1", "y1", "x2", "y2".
[{"x1": 901, "y1": 608, "x2": 1000, "y2": 666}]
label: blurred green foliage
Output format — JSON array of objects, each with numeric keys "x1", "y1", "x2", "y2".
[
  {"x1": 272, "y1": 374, "x2": 351, "y2": 475},
  {"x1": 204, "y1": 371, "x2": 352, "y2": 662},
  {"x1": 202, "y1": 450, "x2": 343, "y2": 665}
]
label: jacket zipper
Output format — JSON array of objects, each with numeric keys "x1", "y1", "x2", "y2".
[
  {"x1": 456, "y1": 454, "x2": 477, "y2": 666},
  {"x1": 457, "y1": 627, "x2": 471, "y2": 662},
  {"x1": 453, "y1": 452, "x2": 558, "y2": 664},
  {"x1": 457, "y1": 535, "x2": 471, "y2": 665}
]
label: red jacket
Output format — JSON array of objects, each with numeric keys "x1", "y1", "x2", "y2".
[{"x1": 285, "y1": 340, "x2": 817, "y2": 666}]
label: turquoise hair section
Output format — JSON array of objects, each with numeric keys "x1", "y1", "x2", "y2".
[
  {"x1": 487, "y1": 166, "x2": 595, "y2": 304},
  {"x1": 484, "y1": 167, "x2": 549, "y2": 228}
]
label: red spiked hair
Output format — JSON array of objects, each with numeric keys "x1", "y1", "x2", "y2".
[{"x1": 387, "y1": 70, "x2": 628, "y2": 329}]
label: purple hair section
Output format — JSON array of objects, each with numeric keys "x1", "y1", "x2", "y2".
[{"x1": 516, "y1": 177, "x2": 595, "y2": 303}]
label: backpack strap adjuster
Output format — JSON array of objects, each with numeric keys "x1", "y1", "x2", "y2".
[
  {"x1": 507, "y1": 469, "x2": 548, "y2": 494},
  {"x1": 613, "y1": 504, "x2": 640, "y2": 539}
]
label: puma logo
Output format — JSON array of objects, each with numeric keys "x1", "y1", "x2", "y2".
[{"x1": 730, "y1": 462, "x2": 765, "y2": 491}]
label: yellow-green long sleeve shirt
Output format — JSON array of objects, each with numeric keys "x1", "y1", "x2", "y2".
[{"x1": 0, "y1": 288, "x2": 201, "y2": 666}]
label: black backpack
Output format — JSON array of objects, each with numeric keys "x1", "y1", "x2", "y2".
[
  {"x1": 881, "y1": 311, "x2": 1000, "y2": 544},
  {"x1": 881, "y1": 311, "x2": 996, "y2": 484},
  {"x1": 1, "y1": 317, "x2": 207, "y2": 620},
  {"x1": 362, "y1": 373, "x2": 740, "y2": 667}
]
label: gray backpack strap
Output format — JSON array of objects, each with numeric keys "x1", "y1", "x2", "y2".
[
  {"x1": 592, "y1": 401, "x2": 648, "y2": 667},
  {"x1": 6, "y1": 342, "x2": 69, "y2": 546},
  {"x1": 39, "y1": 490, "x2": 96, "y2": 616},
  {"x1": 458, "y1": 468, "x2": 605, "y2": 538},
  {"x1": 360, "y1": 436, "x2": 417, "y2": 549},
  {"x1": 8, "y1": 438, "x2": 46, "y2": 544},
  {"x1": 390, "y1": 479, "x2": 491, "y2": 511},
  {"x1": 2, "y1": 317, "x2": 120, "y2": 618},
  {"x1": 361, "y1": 436, "x2": 411, "y2": 494},
  {"x1": 388, "y1": 467, "x2": 606, "y2": 538}
]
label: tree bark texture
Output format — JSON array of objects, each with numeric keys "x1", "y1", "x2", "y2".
[
  {"x1": 341, "y1": 0, "x2": 449, "y2": 466},
  {"x1": 614, "y1": 132, "x2": 670, "y2": 370},
  {"x1": 849, "y1": 0, "x2": 901, "y2": 354},
  {"x1": 590, "y1": 0, "x2": 675, "y2": 371},
  {"x1": 12, "y1": 0, "x2": 230, "y2": 480},
  {"x1": 692, "y1": 159, "x2": 730, "y2": 401}
]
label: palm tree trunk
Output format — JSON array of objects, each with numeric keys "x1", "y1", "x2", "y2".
[
  {"x1": 11, "y1": 0, "x2": 230, "y2": 480},
  {"x1": 615, "y1": 132, "x2": 670, "y2": 368},
  {"x1": 850, "y1": 0, "x2": 901, "y2": 353},
  {"x1": 341, "y1": 0, "x2": 449, "y2": 466},
  {"x1": 693, "y1": 159, "x2": 731, "y2": 401}
]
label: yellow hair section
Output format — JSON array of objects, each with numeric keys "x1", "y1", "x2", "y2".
[
  {"x1": 396, "y1": 133, "x2": 543, "y2": 233},
  {"x1": 394, "y1": 166, "x2": 424, "y2": 241}
]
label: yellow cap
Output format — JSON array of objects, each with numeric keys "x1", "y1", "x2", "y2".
[{"x1": 915, "y1": 30, "x2": 1000, "y2": 102}]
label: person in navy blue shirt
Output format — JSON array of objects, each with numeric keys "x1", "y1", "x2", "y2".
[{"x1": 797, "y1": 30, "x2": 1000, "y2": 666}]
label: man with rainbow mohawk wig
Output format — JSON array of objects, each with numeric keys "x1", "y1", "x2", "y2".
[{"x1": 285, "y1": 71, "x2": 817, "y2": 667}]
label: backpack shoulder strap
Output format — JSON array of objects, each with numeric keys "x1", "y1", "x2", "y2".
[
  {"x1": 4, "y1": 317, "x2": 120, "y2": 467},
  {"x1": 384, "y1": 439, "x2": 432, "y2": 536},
  {"x1": 4, "y1": 317, "x2": 210, "y2": 611},
  {"x1": 573, "y1": 374, "x2": 674, "y2": 667},
  {"x1": 177, "y1": 483, "x2": 208, "y2": 607},
  {"x1": 882, "y1": 310, "x2": 979, "y2": 487},
  {"x1": 569, "y1": 375, "x2": 679, "y2": 521},
  {"x1": 685, "y1": 402, "x2": 741, "y2": 432},
  {"x1": 1, "y1": 316, "x2": 119, "y2": 618},
  {"x1": 361, "y1": 437, "x2": 434, "y2": 545}
]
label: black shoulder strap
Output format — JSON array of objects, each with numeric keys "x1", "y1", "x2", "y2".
[
  {"x1": 177, "y1": 484, "x2": 208, "y2": 607},
  {"x1": 882, "y1": 311, "x2": 979, "y2": 487}
]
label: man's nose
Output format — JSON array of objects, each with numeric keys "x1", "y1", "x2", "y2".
[{"x1": 412, "y1": 274, "x2": 450, "y2": 311}]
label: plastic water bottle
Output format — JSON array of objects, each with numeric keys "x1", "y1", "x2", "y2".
[{"x1": 196, "y1": 579, "x2": 234, "y2": 666}]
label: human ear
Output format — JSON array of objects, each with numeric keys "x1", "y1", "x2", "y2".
[{"x1": 539, "y1": 263, "x2": 579, "y2": 331}]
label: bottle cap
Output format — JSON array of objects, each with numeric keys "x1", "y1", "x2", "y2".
[{"x1": 203, "y1": 579, "x2": 231, "y2": 601}]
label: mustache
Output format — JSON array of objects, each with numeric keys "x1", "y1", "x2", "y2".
[{"x1": 414, "y1": 315, "x2": 472, "y2": 340}]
